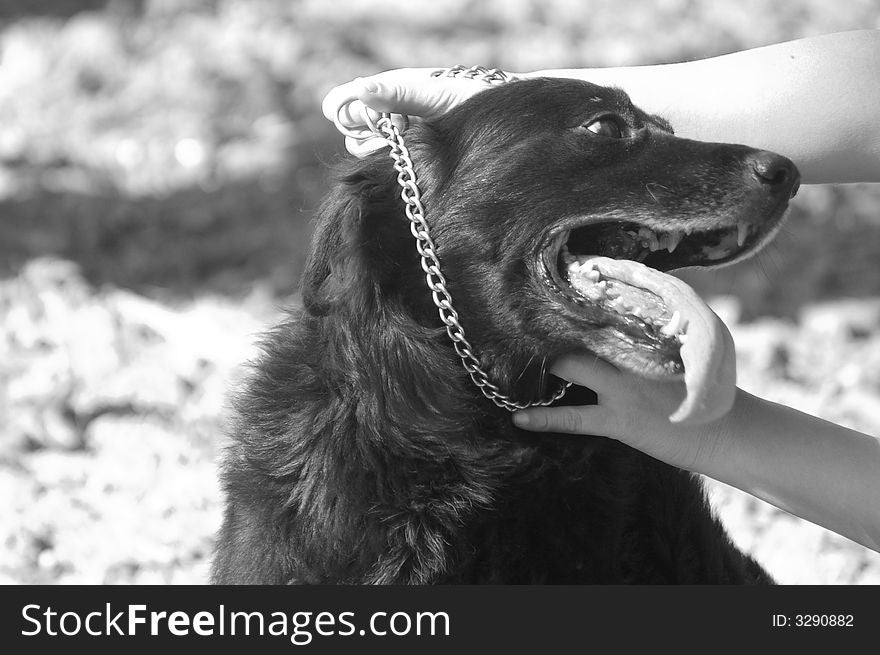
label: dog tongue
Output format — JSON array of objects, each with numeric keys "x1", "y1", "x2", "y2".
[{"x1": 576, "y1": 256, "x2": 736, "y2": 425}]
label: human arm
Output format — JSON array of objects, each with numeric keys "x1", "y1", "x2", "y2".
[
  {"x1": 512, "y1": 355, "x2": 880, "y2": 553},
  {"x1": 323, "y1": 30, "x2": 880, "y2": 183},
  {"x1": 524, "y1": 29, "x2": 880, "y2": 184}
]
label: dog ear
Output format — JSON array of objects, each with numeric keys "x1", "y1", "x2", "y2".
[
  {"x1": 301, "y1": 158, "x2": 407, "y2": 316},
  {"x1": 302, "y1": 123, "x2": 449, "y2": 318}
]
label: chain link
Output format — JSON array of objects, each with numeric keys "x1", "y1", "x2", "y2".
[
  {"x1": 429, "y1": 64, "x2": 511, "y2": 85},
  {"x1": 367, "y1": 66, "x2": 570, "y2": 411}
]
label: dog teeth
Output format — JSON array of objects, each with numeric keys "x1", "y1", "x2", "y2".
[
  {"x1": 736, "y1": 222, "x2": 749, "y2": 247},
  {"x1": 568, "y1": 259, "x2": 601, "y2": 277},
  {"x1": 660, "y1": 310, "x2": 682, "y2": 337},
  {"x1": 636, "y1": 227, "x2": 657, "y2": 250},
  {"x1": 666, "y1": 230, "x2": 682, "y2": 253}
]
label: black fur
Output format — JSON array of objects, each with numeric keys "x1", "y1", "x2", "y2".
[{"x1": 212, "y1": 78, "x2": 790, "y2": 584}]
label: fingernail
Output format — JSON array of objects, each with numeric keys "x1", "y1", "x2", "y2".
[
  {"x1": 360, "y1": 81, "x2": 379, "y2": 95},
  {"x1": 512, "y1": 412, "x2": 529, "y2": 427}
]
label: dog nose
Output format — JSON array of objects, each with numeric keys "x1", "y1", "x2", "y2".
[{"x1": 749, "y1": 151, "x2": 800, "y2": 197}]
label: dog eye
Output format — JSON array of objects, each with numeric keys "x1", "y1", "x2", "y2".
[{"x1": 582, "y1": 117, "x2": 624, "y2": 138}]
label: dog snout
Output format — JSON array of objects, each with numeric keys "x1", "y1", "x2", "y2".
[{"x1": 749, "y1": 151, "x2": 800, "y2": 198}]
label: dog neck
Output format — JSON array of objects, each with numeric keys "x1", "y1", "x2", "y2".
[{"x1": 259, "y1": 303, "x2": 577, "y2": 582}]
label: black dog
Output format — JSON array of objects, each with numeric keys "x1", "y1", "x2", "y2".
[{"x1": 212, "y1": 78, "x2": 799, "y2": 584}]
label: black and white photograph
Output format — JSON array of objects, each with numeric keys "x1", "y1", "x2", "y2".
[{"x1": 2, "y1": 0, "x2": 880, "y2": 645}]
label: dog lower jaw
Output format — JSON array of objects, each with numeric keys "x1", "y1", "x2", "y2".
[
  {"x1": 565, "y1": 254, "x2": 685, "y2": 341},
  {"x1": 540, "y1": 245, "x2": 684, "y2": 370},
  {"x1": 542, "y1": 250, "x2": 737, "y2": 425}
]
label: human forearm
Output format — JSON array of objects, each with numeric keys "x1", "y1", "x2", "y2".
[
  {"x1": 326, "y1": 31, "x2": 880, "y2": 178},
  {"x1": 701, "y1": 389, "x2": 880, "y2": 552},
  {"x1": 523, "y1": 30, "x2": 880, "y2": 184}
]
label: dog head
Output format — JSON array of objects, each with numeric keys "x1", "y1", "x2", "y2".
[{"x1": 305, "y1": 78, "x2": 799, "y2": 409}]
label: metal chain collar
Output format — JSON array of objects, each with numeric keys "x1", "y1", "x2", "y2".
[{"x1": 360, "y1": 66, "x2": 570, "y2": 411}]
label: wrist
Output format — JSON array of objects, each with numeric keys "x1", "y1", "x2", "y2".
[{"x1": 686, "y1": 386, "x2": 752, "y2": 480}]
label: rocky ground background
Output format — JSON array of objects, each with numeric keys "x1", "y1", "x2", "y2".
[{"x1": 2, "y1": 0, "x2": 880, "y2": 585}]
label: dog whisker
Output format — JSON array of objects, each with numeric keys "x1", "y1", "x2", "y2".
[
  {"x1": 754, "y1": 252, "x2": 774, "y2": 284},
  {"x1": 644, "y1": 182, "x2": 671, "y2": 205},
  {"x1": 537, "y1": 356, "x2": 550, "y2": 397},
  {"x1": 513, "y1": 354, "x2": 537, "y2": 387}
]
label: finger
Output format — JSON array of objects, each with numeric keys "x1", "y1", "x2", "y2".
[
  {"x1": 512, "y1": 404, "x2": 618, "y2": 437},
  {"x1": 322, "y1": 78, "x2": 372, "y2": 122},
  {"x1": 343, "y1": 113, "x2": 415, "y2": 157},
  {"x1": 329, "y1": 98, "x2": 379, "y2": 141},
  {"x1": 358, "y1": 77, "x2": 479, "y2": 118},
  {"x1": 669, "y1": 304, "x2": 737, "y2": 425},
  {"x1": 549, "y1": 353, "x2": 622, "y2": 392},
  {"x1": 345, "y1": 135, "x2": 386, "y2": 157},
  {"x1": 337, "y1": 98, "x2": 370, "y2": 128}
]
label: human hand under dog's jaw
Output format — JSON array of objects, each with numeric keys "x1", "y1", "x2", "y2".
[
  {"x1": 512, "y1": 354, "x2": 737, "y2": 476},
  {"x1": 514, "y1": 353, "x2": 880, "y2": 553}
]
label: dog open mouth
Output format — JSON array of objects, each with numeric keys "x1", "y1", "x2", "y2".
[
  {"x1": 565, "y1": 220, "x2": 762, "y2": 269},
  {"x1": 541, "y1": 219, "x2": 769, "y2": 424}
]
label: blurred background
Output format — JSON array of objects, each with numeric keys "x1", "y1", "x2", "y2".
[{"x1": 2, "y1": 0, "x2": 879, "y2": 584}]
